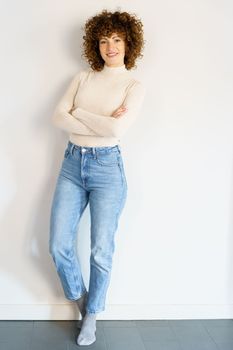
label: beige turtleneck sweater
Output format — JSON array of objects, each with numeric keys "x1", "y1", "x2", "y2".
[{"x1": 51, "y1": 63, "x2": 146, "y2": 147}]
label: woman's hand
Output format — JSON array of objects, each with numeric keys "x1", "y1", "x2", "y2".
[{"x1": 111, "y1": 105, "x2": 128, "y2": 118}]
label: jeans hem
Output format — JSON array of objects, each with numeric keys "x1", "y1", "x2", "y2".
[
  {"x1": 86, "y1": 307, "x2": 105, "y2": 314},
  {"x1": 67, "y1": 290, "x2": 87, "y2": 301}
]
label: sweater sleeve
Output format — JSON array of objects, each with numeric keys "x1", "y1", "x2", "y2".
[
  {"x1": 72, "y1": 81, "x2": 146, "y2": 138},
  {"x1": 51, "y1": 71, "x2": 98, "y2": 136}
]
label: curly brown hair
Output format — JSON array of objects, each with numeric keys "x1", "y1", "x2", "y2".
[{"x1": 81, "y1": 9, "x2": 145, "y2": 71}]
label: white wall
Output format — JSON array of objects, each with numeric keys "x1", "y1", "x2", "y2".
[{"x1": 1, "y1": 0, "x2": 233, "y2": 320}]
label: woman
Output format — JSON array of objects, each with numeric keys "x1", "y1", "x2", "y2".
[{"x1": 49, "y1": 9, "x2": 146, "y2": 346}]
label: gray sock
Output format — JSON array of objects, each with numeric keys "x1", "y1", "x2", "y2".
[
  {"x1": 76, "y1": 312, "x2": 97, "y2": 346},
  {"x1": 75, "y1": 292, "x2": 88, "y2": 328}
]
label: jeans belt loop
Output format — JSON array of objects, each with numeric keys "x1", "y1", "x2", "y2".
[{"x1": 92, "y1": 147, "x2": 96, "y2": 158}]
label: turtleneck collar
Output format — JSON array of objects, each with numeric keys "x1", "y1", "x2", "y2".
[{"x1": 101, "y1": 63, "x2": 128, "y2": 75}]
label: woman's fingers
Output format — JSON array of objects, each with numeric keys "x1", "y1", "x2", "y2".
[
  {"x1": 115, "y1": 106, "x2": 127, "y2": 117},
  {"x1": 120, "y1": 106, "x2": 127, "y2": 111},
  {"x1": 111, "y1": 105, "x2": 128, "y2": 118}
]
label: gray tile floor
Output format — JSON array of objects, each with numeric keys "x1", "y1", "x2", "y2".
[{"x1": 0, "y1": 319, "x2": 233, "y2": 350}]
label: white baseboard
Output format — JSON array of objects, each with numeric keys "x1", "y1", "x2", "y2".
[{"x1": 1, "y1": 304, "x2": 233, "y2": 320}]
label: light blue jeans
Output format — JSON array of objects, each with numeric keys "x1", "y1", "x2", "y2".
[{"x1": 49, "y1": 140, "x2": 127, "y2": 314}]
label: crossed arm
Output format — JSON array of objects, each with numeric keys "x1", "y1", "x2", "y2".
[
  {"x1": 51, "y1": 71, "x2": 97, "y2": 136},
  {"x1": 51, "y1": 71, "x2": 146, "y2": 138},
  {"x1": 72, "y1": 81, "x2": 146, "y2": 138}
]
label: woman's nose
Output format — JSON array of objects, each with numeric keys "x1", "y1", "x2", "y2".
[{"x1": 107, "y1": 43, "x2": 115, "y2": 50}]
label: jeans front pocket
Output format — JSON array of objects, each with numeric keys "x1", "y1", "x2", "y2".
[{"x1": 96, "y1": 150, "x2": 120, "y2": 167}]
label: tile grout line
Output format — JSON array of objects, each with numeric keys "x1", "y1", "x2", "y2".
[
  {"x1": 200, "y1": 320, "x2": 221, "y2": 350},
  {"x1": 134, "y1": 320, "x2": 155, "y2": 350},
  {"x1": 102, "y1": 321, "x2": 147, "y2": 350},
  {"x1": 28, "y1": 320, "x2": 34, "y2": 350},
  {"x1": 168, "y1": 320, "x2": 186, "y2": 350}
]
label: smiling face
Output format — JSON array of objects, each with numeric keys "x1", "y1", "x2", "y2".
[{"x1": 98, "y1": 32, "x2": 126, "y2": 67}]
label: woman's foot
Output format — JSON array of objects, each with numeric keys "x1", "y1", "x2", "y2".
[
  {"x1": 75, "y1": 292, "x2": 88, "y2": 328},
  {"x1": 76, "y1": 312, "x2": 97, "y2": 346}
]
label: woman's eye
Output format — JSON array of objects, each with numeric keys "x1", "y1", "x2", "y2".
[{"x1": 100, "y1": 39, "x2": 121, "y2": 44}]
